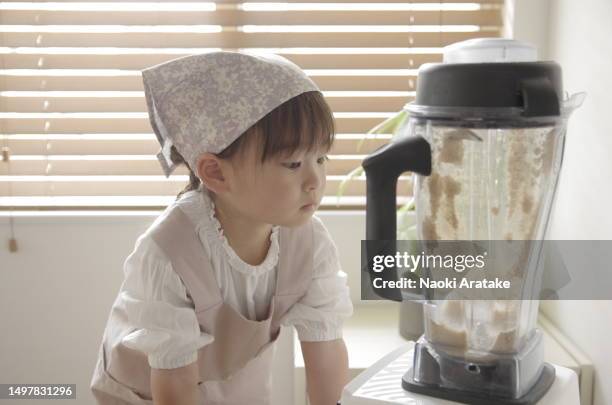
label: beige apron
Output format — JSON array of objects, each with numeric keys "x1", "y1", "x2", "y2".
[{"x1": 90, "y1": 205, "x2": 313, "y2": 405}]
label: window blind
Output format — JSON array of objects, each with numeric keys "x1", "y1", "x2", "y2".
[{"x1": 0, "y1": 0, "x2": 503, "y2": 211}]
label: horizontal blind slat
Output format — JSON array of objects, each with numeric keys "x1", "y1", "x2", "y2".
[
  {"x1": 3, "y1": 157, "x2": 365, "y2": 176},
  {"x1": 0, "y1": 177, "x2": 413, "y2": 197},
  {"x1": 0, "y1": 116, "x2": 396, "y2": 134},
  {"x1": 2, "y1": 135, "x2": 390, "y2": 155},
  {"x1": 0, "y1": 0, "x2": 503, "y2": 3},
  {"x1": 0, "y1": 52, "x2": 442, "y2": 69},
  {"x1": 2, "y1": 9, "x2": 501, "y2": 26},
  {"x1": 0, "y1": 94, "x2": 415, "y2": 112},
  {"x1": 0, "y1": 74, "x2": 416, "y2": 91},
  {"x1": 1, "y1": 31, "x2": 500, "y2": 48},
  {"x1": 0, "y1": 196, "x2": 413, "y2": 211}
]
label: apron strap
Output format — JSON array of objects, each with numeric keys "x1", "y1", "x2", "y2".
[{"x1": 150, "y1": 207, "x2": 222, "y2": 312}]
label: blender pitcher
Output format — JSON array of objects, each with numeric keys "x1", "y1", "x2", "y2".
[{"x1": 362, "y1": 38, "x2": 584, "y2": 405}]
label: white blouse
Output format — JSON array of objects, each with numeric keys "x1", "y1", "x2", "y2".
[{"x1": 118, "y1": 186, "x2": 354, "y2": 369}]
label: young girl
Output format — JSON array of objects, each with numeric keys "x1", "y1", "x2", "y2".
[{"x1": 90, "y1": 51, "x2": 353, "y2": 405}]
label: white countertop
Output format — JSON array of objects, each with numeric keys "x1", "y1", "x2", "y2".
[
  {"x1": 341, "y1": 343, "x2": 580, "y2": 405},
  {"x1": 294, "y1": 303, "x2": 593, "y2": 404}
]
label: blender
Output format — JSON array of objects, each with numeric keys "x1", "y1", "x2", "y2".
[{"x1": 361, "y1": 38, "x2": 584, "y2": 404}]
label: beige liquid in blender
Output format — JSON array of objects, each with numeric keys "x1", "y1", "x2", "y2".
[{"x1": 419, "y1": 127, "x2": 559, "y2": 357}]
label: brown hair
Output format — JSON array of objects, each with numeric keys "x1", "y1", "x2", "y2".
[{"x1": 174, "y1": 90, "x2": 335, "y2": 202}]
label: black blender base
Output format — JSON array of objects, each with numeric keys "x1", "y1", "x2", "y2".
[{"x1": 402, "y1": 363, "x2": 556, "y2": 405}]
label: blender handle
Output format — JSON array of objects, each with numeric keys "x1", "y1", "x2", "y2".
[{"x1": 362, "y1": 135, "x2": 432, "y2": 302}]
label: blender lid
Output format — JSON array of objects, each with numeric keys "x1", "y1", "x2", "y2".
[
  {"x1": 407, "y1": 38, "x2": 562, "y2": 119},
  {"x1": 443, "y1": 38, "x2": 537, "y2": 63}
]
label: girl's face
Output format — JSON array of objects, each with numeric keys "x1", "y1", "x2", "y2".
[{"x1": 224, "y1": 142, "x2": 328, "y2": 227}]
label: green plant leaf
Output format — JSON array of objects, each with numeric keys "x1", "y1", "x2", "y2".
[
  {"x1": 398, "y1": 197, "x2": 416, "y2": 213},
  {"x1": 335, "y1": 165, "x2": 364, "y2": 206},
  {"x1": 357, "y1": 110, "x2": 409, "y2": 152},
  {"x1": 336, "y1": 109, "x2": 413, "y2": 218}
]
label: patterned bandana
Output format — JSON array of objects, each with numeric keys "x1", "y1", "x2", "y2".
[{"x1": 141, "y1": 51, "x2": 320, "y2": 177}]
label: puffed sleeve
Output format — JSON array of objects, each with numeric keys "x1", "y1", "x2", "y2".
[
  {"x1": 118, "y1": 235, "x2": 214, "y2": 369},
  {"x1": 280, "y1": 215, "x2": 354, "y2": 341}
]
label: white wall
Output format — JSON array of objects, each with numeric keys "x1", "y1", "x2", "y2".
[
  {"x1": 508, "y1": 1, "x2": 612, "y2": 405},
  {"x1": 0, "y1": 214, "x2": 167, "y2": 405},
  {"x1": 503, "y1": 0, "x2": 551, "y2": 57}
]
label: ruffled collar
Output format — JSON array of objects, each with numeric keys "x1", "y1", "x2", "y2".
[{"x1": 185, "y1": 185, "x2": 280, "y2": 276}]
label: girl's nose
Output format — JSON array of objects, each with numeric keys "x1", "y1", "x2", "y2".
[{"x1": 303, "y1": 164, "x2": 323, "y2": 191}]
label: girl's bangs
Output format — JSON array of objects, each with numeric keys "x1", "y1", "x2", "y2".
[{"x1": 257, "y1": 91, "x2": 335, "y2": 162}]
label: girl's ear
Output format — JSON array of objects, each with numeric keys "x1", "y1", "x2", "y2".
[{"x1": 196, "y1": 153, "x2": 230, "y2": 194}]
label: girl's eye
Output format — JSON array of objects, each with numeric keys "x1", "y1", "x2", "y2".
[
  {"x1": 283, "y1": 155, "x2": 328, "y2": 169},
  {"x1": 317, "y1": 155, "x2": 329, "y2": 164},
  {"x1": 283, "y1": 161, "x2": 301, "y2": 170}
]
